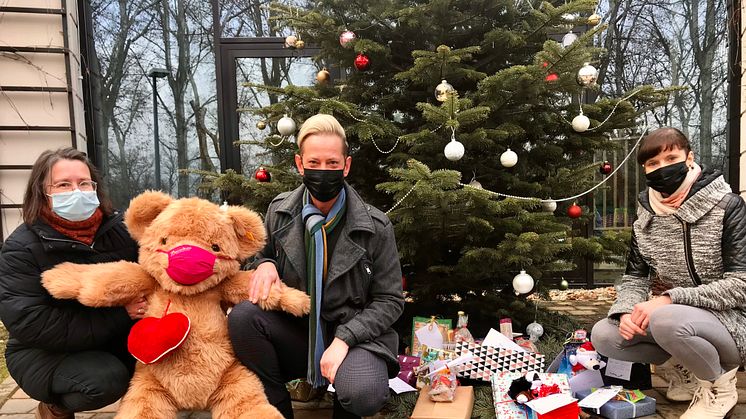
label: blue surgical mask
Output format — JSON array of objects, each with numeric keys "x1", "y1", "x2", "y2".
[{"x1": 48, "y1": 190, "x2": 100, "y2": 221}]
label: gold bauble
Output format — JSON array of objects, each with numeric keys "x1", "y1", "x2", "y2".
[
  {"x1": 294, "y1": 39, "x2": 305, "y2": 49},
  {"x1": 256, "y1": 121, "x2": 267, "y2": 130},
  {"x1": 587, "y1": 13, "x2": 602, "y2": 26},
  {"x1": 316, "y1": 68, "x2": 331, "y2": 84}
]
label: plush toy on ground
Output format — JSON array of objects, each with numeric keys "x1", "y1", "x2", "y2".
[
  {"x1": 41, "y1": 191, "x2": 310, "y2": 419},
  {"x1": 569, "y1": 341, "x2": 607, "y2": 374}
]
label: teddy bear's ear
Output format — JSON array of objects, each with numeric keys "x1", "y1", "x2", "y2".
[
  {"x1": 225, "y1": 206, "x2": 267, "y2": 260},
  {"x1": 125, "y1": 191, "x2": 173, "y2": 241}
]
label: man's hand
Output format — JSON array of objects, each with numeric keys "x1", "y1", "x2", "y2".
[
  {"x1": 619, "y1": 313, "x2": 647, "y2": 340},
  {"x1": 250, "y1": 262, "x2": 280, "y2": 304},
  {"x1": 630, "y1": 295, "x2": 672, "y2": 331},
  {"x1": 320, "y1": 338, "x2": 349, "y2": 384}
]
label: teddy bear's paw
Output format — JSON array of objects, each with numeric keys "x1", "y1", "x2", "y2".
[
  {"x1": 281, "y1": 288, "x2": 311, "y2": 317},
  {"x1": 41, "y1": 263, "x2": 84, "y2": 299}
]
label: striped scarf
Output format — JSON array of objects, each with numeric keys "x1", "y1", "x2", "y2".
[{"x1": 302, "y1": 188, "x2": 347, "y2": 387}]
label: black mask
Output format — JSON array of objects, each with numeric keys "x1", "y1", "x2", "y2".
[
  {"x1": 645, "y1": 161, "x2": 689, "y2": 195},
  {"x1": 302, "y1": 168, "x2": 345, "y2": 202}
]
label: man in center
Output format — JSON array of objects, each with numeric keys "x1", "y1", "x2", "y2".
[{"x1": 228, "y1": 114, "x2": 404, "y2": 418}]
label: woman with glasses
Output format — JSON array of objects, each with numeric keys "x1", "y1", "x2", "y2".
[{"x1": 0, "y1": 148, "x2": 147, "y2": 419}]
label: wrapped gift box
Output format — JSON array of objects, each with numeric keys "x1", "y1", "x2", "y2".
[
  {"x1": 575, "y1": 389, "x2": 656, "y2": 419},
  {"x1": 410, "y1": 385, "x2": 474, "y2": 419},
  {"x1": 455, "y1": 341, "x2": 545, "y2": 382},
  {"x1": 398, "y1": 354, "x2": 420, "y2": 386},
  {"x1": 491, "y1": 372, "x2": 571, "y2": 419},
  {"x1": 536, "y1": 400, "x2": 579, "y2": 419}
]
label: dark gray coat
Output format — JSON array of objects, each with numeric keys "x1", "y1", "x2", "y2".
[
  {"x1": 252, "y1": 183, "x2": 404, "y2": 377},
  {"x1": 609, "y1": 168, "x2": 746, "y2": 366}
]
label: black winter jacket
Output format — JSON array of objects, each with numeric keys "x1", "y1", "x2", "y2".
[
  {"x1": 0, "y1": 212, "x2": 138, "y2": 380},
  {"x1": 250, "y1": 183, "x2": 404, "y2": 377}
]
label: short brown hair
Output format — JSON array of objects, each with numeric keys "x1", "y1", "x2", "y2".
[
  {"x1": 23, "y1": 148, "x2": 113, "y2": 224},
  {"x1": 296, "y1": 114, "x2": 349, "y2": 156},
  {"x1": 637, "y1": 127, "x2": 691, "y2": 165}
]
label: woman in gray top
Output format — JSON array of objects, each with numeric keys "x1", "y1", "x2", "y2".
[{"x1": 592, "y1": 127, "x2": 746, "y2": 419}]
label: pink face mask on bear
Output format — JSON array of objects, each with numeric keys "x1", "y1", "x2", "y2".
[{"x1": 157, "y1": 244, "x2": 230, "y2": 285}]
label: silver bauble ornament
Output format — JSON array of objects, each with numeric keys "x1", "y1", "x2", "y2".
[
  {"x1": 435, "y1": 79, "x2": 455, "y2": 102},
  {"x1": 526, "y1": 322, "x2": 544, "y2": 342},
  {"x1": 559, "y1": 278, "x2": 569, "y2": 290},
  {"x1": 277, "y1": 115, "x2": 297, "y2": 136},
  {"x1": 468, "y1": 179, "x2": 483, "y2": 189},
  {"x1": 500, "y1": 148, "x2": 518, "y2": 168},
  {"x1": 542, "y1": 199, "x2": 557, "y2": 213},
  {"x1": 577, "y1": 63, "x2": 599, "y2": 86},
  {"x1": 512, "y1": 270, "x2": 535, "y2": 295},
  {"x1": 572, "y1": 114, "x2": 591, "y2": 133},
  {"x1": 444, "y1": 139, "x2": 465, "y2": 161}
]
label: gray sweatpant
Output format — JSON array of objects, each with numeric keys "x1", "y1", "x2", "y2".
[{"x1": 591, "y1": 304, "x2": 741, "y2": 381}]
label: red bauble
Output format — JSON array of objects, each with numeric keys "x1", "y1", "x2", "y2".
[
  {"x1": 545, "y1": 73, "x2": 559, "y2": 82},
  {"x1": 600, "y1": 161, "x2": 613, "y2": 175},
  {"x1": 255, "y1": 167, "x2": 271, "y2": 183},
  {"x1": 567, "y1": 203, "x2": 583, "y2": 219},
  {"x1": 542, "y1": 61, "x2": 549, "y2": 68},
  {"x1": 354, "y1": 53, "x2": 370, "y2": 71}
]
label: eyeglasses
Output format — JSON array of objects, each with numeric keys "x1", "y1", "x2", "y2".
[{"x1": 48, "y1": 181, "x2": 98, "y2": 192}]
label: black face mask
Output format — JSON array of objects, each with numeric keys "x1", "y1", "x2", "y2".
[
  {"x1": 645, "y1": 161, "x2": 689, "y2": 195},
  {"x1": 302, "y1": 168, "x2": 345, "y2": 202}
]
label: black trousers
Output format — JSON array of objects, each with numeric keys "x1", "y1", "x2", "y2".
[
  {"x1": 8, "y1": 346, "x2": 133, "y2": 412},
  {"x1": 228, "y1": 301, "x2": 390, "y2": 419}
]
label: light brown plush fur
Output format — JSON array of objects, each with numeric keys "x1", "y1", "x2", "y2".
[{"x1": 41, "y1": 191, "x2": 310, "y2": 419}]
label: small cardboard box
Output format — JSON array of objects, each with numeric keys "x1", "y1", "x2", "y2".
[{"x1": 410, "y1": 386, "x2": 474, "y2": 419}]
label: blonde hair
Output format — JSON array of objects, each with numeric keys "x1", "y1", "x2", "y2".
[{"x1": 296, "y1": 114, "x2": 348, "y2": 155}]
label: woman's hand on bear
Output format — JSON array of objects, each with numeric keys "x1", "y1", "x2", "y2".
[{"x1": 125, "y1": 295, "x2": 149, "y2": 320}]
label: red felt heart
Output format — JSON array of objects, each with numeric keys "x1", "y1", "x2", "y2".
[{"x1": 127, "y1": 312, "x2": 190, "y2": 364}]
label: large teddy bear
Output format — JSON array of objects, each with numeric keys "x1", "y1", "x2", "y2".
[{"x1": 41, "y1": 191, "x2": 310, "y2": 419}]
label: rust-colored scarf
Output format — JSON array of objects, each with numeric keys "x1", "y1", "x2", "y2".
[
  {"x1": 41, "y1": 206, "x2": 103, "y2": 245},
  {"x1": 649, "y1": 163, "x2": 702, "y2": 215}
]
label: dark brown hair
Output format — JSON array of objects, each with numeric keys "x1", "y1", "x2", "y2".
[
  {"x1": 637, "y1": 127, "x2": 692, "y2": 165},
  {"x1": 23, "y1": 148, "x2": 113, "y2": 224}
]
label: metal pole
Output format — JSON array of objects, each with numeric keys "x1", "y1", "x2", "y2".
[{"x1": 153, "y1": 75, "x2": 161, "y2": 190}]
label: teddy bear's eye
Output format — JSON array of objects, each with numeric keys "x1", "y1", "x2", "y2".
[
  {"x1": 160, "y1": 237, "x2": 167, "y2": 245},
  {"x1": 211, "y1": 244, "x2": 221, "y2": 252}
]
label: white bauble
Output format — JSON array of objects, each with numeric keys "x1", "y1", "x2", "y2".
[
  {"x1": 572, "y1": 114, "x2": 590, "y2": 133},
  {"x1": 542, "y1": 199, "x2": 557, "y2": 213},
  {"x1": 512, "y1": 270, "x2": 534, "y2": 295},
  {"x1": 562, "y1": 32, "x2": 578, "y2": 47},
  {"x1": 500, "y1": 148, "x2": 518, "y2": 167},
  {"x1": 277, "y1": 115, "x2": 297, "y2": 136},
  {"x1": 444, "y1": 140, "x2": 465, "y2": 161}
]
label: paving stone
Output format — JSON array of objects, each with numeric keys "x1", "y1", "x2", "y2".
[
  {"x1": 0, "y1": 398, "x2": 37, "y2": 414},
  {"x1": 10, "y1": 388, "x2": 27, "y2": 399},
  {"x1": 568, "y1": 310, "x2": 596, "y2": 316},
  {"x1": 0, "y1": 414, "x2": 35, "y2": 419}
]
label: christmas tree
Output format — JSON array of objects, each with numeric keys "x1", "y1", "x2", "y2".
[{"x1": 210, "y1": 0, "x2": 673, "y2": 340}]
